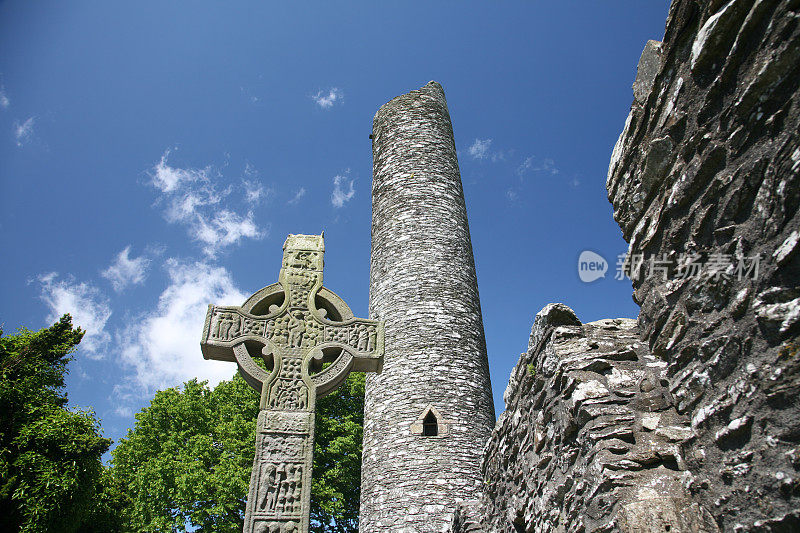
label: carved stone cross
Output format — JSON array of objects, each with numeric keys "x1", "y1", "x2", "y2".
[{"x1": 201, "y1": 234, "x2": 384, "y2": 533}]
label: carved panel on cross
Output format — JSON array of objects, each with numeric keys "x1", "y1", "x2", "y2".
[
  {"x1": 269, "y1": 311, "x2": 323, "y2": 349},
  {"x1": 268, "y1": 357, "x2": 308, "y2": 411},
  {"x1": 205, "y1": 308, "x2": 379, "y2": 357},
  {"x1": 282, "y1": 249, "x2": 322, "y2": 272},
  {"x1": 255, "y1": 461, "x2": 304, "y2": 516},
  {"x1": 247, "y1": 410, "x2": 313, "y2": 530},
  {"x1": 208, "y1": 310, "x2": 269, "y2": 343},
  {"x1": 322, "y1": 322, "x2": 378, "y2": 353},
  {"x1": 252, "y1": 520, "x2": 299, "y2": 533}
]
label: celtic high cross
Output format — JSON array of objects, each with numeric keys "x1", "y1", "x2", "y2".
[{"x1": 201, "y1": 234, "x2": 384, "y2": 533}]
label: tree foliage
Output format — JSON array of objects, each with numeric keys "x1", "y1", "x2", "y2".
[
  {"x1": 111, "y1": 371, "x2": 365, "y2": 532},
  {"x1": 0, "y1": 315, "x2": 113, "y2": 533},
  {"x1": 111, "y1": 376, "x2": 256, "y2": 532},
  {"x1": 311, "y1": 372, "x2": 364, "y2": 533}
]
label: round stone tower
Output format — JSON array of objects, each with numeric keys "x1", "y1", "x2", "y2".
[{"x1": 360, "y1": 81, "x2": 495, "y2": 532}]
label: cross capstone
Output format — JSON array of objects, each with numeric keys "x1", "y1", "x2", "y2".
[{"x1": 201, "y1": 233, "x2": 383, "y2": 533}]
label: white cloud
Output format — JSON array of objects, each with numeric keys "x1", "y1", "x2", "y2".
[
  {"x1": 243, "y1": 179, "x2": 269, "y2": 205},
  {"x1": 109, "y1": 385, "x2": 138, "y2": 418},
  {"x1": 118, "y1": 259, "x2": 247, "y2": 392},
  {"x1": 331, "y1": 174, "x2": 355, "y2": 208},
  {"x1": 491, "y1": 150, "x2": 509, "y2": 163},
  {"x1": 14, "y1": 117, "x2": 34, "y2": 147},
  {"x1": 312, "y1": 88, "x2": 343, "y2": 109},
  {"x1": 242, "y1": 163, "x2": 270, "y2": 206},
  {"x1": 467, "y1": 138, "x2": 513, "y2": 162},
  {"x1": 517, "y1": 156, "x2": 559, "y2": 176},
  {"x1": 114, "y1": 405, "x2": 134, "y2": 418},
  {"x1": 0, "y1": 86, "x2": 9, "y2": 109},
  {"x1": 194, "y1": 209, "x2": 263, "y2": 256},
  {"x1": 468, "y1": 138, "x2": 492, "y2": 159},
  {"x1": 506, "y1": 189, "x2": 518, "y2": 201},
  {"x1": 541, "y1": 158, "x2": 558, "y2": 174},
  {"x1": 288, "y1": 187, "x2": 306, "y2": 205},
  {"x1": 145, "y1": 243, "x2": 168, "y2": 257},
  {"x1": 163, "y1": 187, "x2": 219, "y2": 224},
  {"x1": 38, "y1": 273, "x2": 111, "y2": 358},
  {"x1": 151, "y1": 149, "x2": 209, "y2": 193},
  {"x1": 149, "y1": 150, "x2": 266, "y2": 257},
  {"x1": 101, "y1": 246, "x2": 150, "y2": 292}
]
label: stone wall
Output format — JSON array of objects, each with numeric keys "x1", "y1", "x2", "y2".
[
  {"x1": 361, "y1": 81, "x2": 496, "y2": 532},
  {"x1": 606, "y1": 0, "x2": 800, "y2": 529},
  {"x1": 453, "y1": 304, "x2": 717, "y2": 532},
  {"x1": 452, "y1": 0, "x2": 800, "y2": 530}
]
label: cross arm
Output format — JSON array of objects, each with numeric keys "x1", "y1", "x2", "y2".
[
  {"x1": 315, "y1": 317, "x2": 384, "y2": 373},
  {"x1": 201, "y1": 305, "x2": 270, "y2": 362}
]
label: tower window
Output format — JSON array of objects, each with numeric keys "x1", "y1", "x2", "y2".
[
  {"x1": 422, "y1": 411, "x2": 438, "y2": 436},
  {"x1": 411, "y1": 405, "x2": 449, "y2": 437}
]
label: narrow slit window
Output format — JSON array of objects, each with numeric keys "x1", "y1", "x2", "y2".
[
  {"x1": 422, "y1": 411, "x2": 438, "y2": 436},
  {"x1": 411, "y1": 405, "x2": 448, "y2": 437}
]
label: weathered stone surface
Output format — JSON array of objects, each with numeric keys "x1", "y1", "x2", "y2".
[
  {"x1": 450, "y1": 502, "x2": 483, "y2": 533},
  {"x1": 361, "y1": 81, "x2": 495, "y2": 532},
  {"x1": 605, "y1": 1, "x2": 800, "y2": 530},
  {"x1": 633, "y1": 40, "x2": 663, "y2": 104},
  {"x1": 200, "y1": 234, "x2": 383, "y2": 533},
  {"x1": 452, "y1": 305, "x2": 716, "y2": 532}
]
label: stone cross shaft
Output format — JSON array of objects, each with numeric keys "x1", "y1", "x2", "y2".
[{"x1": 201, "y1": 234, "x2": 383, "y2": 533}]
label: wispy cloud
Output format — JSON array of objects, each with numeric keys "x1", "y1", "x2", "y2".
[
  {"x1": 468, "y1": 138, "x2": 513, "y2": 162},
  {"x1": 466, "y1": 139, "x2": 567, "y2": 199},
  {"x1": 243, "y1": 180, "x2": 271, "y2": 205},
  {"x1": 113, "y1": 405, "x2": 134, "y2": 418},
  {"x1": 241, "y1": 163, "x2": 272, "y2": 205},
  {"x1": 38, "y1": 273, "x2": 111, "y2": 359},
  {"x1": 331, "y1": 174, "x2": 355, "y2": 208},
  {"x1": 288, "y1": 187, "x2": 306, "y2": 205},
  {"x1": 0, "y1": 86, "x2": 9, "y2": 109},
  {"x1": 14, "y1": 117, "x2": 34, "y2": 147},
  {"x1": 490, "y1": 150, "x2": 510, "y2": 162},
  {"x1": 149, "y1": 150, "x2": 266, "y2": 257},
  {"x1": 312, "y1": 88, "x2": 343, "y2": 109},
  {"x1": 101, "y1": 246, "x2": 150, "y2": 292},
  {"x1": 240, "y1": 86, "x2": 260, "y2": 104},
  {"x1": 117, "y1": 259, "x2": 246, "y2": 393},
  {"x1": 517, "y1": 156, "x2": 559, "y2": 176},
  {"x1": 194, "y1": 210, "x2": 262, "y2": 253},
  {"x1": 468, "y1": 138, "x2": 492, "y2": 160},
  {"x1": 151, "y1": 149, "x2": 209, "y2": 193}
]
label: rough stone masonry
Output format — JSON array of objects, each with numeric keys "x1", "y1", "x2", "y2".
[
  {"x1": 607, "y1": 0, "x2": 800, "y2": 529},
  {"x1": 453, "y1": 305, "x2": 718, "y2": 532},
  {"x1": 451, "y1": 0, "x2": 800, "y2": 531},
  {"x1": 360, "y1": 81, "x2": 496, "y2": 532}
]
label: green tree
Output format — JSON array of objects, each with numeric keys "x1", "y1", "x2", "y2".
[
  {"x1": 111, "y1": 371, "x2": 364, "y2": 532},
  {"x1": 79, "y1": 468, "x2": 130, "y2": 533},
  {"x1": 311, "y1": 372, "x2": 363, "y2": 533},
  {"x1": 111, "y1": 377, "x2": 255, "y2": 532},
  {"x1": 0, "y1": 315, "x2": 113, "y2": 533}
]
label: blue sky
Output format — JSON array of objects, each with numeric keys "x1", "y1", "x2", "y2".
[{"x1": 0, "y1": 1, "x2": 670, "y2": 445}]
